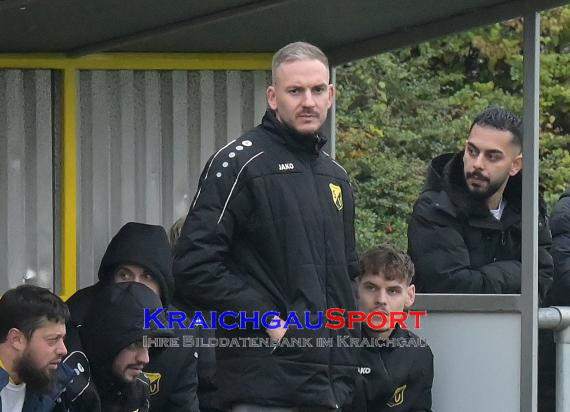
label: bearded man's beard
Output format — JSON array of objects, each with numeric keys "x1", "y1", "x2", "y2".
[
  {"x1": 465, "y1": 171, "x2": 505, "y2": 201},
  {"x1": 14, "y1": 350, "x2": 57, "y2": 393}
]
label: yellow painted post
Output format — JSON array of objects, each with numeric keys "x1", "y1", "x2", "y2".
[{"x1": 60, "y1": 67, "x2": 77, "y2": 301}]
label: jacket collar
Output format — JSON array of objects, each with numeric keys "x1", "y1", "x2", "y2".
[
  {"x1": 261, "y1": 110, "x2": 327, "y2": 156},
  {"x1": 424, "y1": 151, "x2": 522, "y2": 226},
  {"x1": 0, "y1": 365, "x2": 8, "y2": 391},
  {"x1": 362, "y1": 324, "x2": 408, "y2": 353}
]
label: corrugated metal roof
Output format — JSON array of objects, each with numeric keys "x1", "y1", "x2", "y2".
[{"x1": 1, "y1": 0, "x2": 567, "y2": 63}]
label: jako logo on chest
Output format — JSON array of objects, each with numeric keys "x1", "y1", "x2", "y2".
[{"x1": 278, "y1": 163, "x2": 294, "y2": 171}]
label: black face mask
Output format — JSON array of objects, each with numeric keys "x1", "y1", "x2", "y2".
[{"x1": 14, "y1": 348, "x2": 58, "y2": 393}]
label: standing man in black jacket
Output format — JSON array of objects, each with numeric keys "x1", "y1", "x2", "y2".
[
  {"x1": 408, "y1": 107, "x2": 553, "y2": 300},
  {"x1": 173, "y1": 41, "x2": 359, "y2": 411}
]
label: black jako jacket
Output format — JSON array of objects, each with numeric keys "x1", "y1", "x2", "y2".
[
  {"x1": 65, "y1": 222, "x2": 199, "y2": 412},
  {"x1": 171, "y1": 295, "x2": 223, "y2": 412},
  {"x1": 78, "y1": 283, "x2": 172, "y2": 412},
  {"x1": 408, "y1": 152, "x2": 553, "y2": 301},
  {"x1": 545, "y1": 187, "x2": 570, "y2": 306},
  {"x1": 346, "y1": 327, "x2": 433, "y2": 412},
  {"x1": 173, "y1": 110, "x2": 359, "y2": 409}
]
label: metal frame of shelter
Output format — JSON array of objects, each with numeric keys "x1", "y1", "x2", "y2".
[
  {"x1": 1, "y1": 2, "x2": 570, "y2": 411},
  {"x1": 413, "y1": 12, "x2": 561, "y2": 412}
]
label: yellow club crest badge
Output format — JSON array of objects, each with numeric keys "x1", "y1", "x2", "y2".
[
  {"x1": 144, "y1": 372, "x2": 162, "y2": 396},
  {"x1": 386, "y1": 384, "x2": 407, "y2": 407},
  {"x1": 329, "y1": 183, "x2": 343, "y2": 211}
]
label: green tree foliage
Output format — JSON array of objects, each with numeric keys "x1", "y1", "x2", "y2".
[{"x1": 336, "y1": 6, "x2": 570, "y2": 253}]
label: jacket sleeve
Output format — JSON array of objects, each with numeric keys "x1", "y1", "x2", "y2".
[
  {"x1": 343, "y1": 181, "x2": 360, "y2": 307},
  {"x1": 345, "y1": 183, "x2": 360, "y2": 281},
  {"x1": 411, "y1": 347, "x2": 434, "y2": 412},
  {"x1": 408, "y1": 198, "x2": 521, "y2": 294},
  {"x1": 136, "y1": 375, "x2": 152, "y2": 412},
  {"x1": 173, "y1": 150, "x2": 275, "y2": 314},
  {"x1": 161, "y1": 350, "x2": 200, "y2": 412},
  {"x1": 546, "y1": 195, "x2": 570, "y2": 305},
  {"x1": 538, "y1": 199, "x2": 554, "y2": 305}
]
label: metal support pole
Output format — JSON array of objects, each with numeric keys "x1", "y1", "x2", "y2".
[
  {"x1": 538, "y1": 307, "x2": 570, "y2": 412},
  {"x1": 539, "y1": 307, "x2": 570, "y2": 330},
  {"x1": 555, "y1": 326, "x2": 570, "y2": 412},
  {"x1": 322, "y1": 66, "x2": 336, "y2": 158},
  {"x1": 520, "y1": 10, "x2": 540, "y2": 412}
]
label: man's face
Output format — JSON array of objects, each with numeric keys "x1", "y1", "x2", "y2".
[
  {"x1": 14, "y1": 321, "x2": 67, "y2": 392},
  {"x1": 113, "y1": 264, "x2": 161, "y2": 296},
  {"x1": 266, "y1": 59, "x2": 334, "y2": 135},
  {"x1": 358, "y1": 273, "x2": 415, "y2": 337},
  {"x1": 463, "y1": 124, "x2": 522, "y2": 200},
  {"x1": 112, "y1": 341, "x2": 149, "y2": 383}
]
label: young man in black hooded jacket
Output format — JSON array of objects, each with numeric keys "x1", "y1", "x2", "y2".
[
  {"x1": 65, "y1": 222, "x2": 199, "y2": 412},
  {"x1": 408, "y1": 107, "x2": 553, "y2": 301}
]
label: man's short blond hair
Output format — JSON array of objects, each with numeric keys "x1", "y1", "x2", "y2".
[{"x1": 272, "y1": 41, "x2": 329, "y2": 84}]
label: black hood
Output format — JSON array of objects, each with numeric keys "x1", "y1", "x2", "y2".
[
  {"x1": 561, "y1": 186, "x2": 570, "y2": 200},
  {"x1": 80, "y1": 282, "x2": 171, "y2": 390},
  {"x1": 261, "y1": 109, "x2": 327, "y2": 156},
  {"x1": 98, "y1": 222, "x2": 174, "y2": 306},
  {"x1": 424, "y1": 151, "x2": 522, "y2": 218}
]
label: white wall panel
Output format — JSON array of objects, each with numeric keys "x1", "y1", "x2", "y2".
[
  {"x1": 0, "y1": 70, "x2": 53, "y2": 292},
  {"x1": 77, "y1": 69, "x2": 271, "y2": 288}
]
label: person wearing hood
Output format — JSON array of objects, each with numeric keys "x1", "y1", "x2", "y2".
[
  {"x1": 408, "y1": 107, "x2": 553, "y2": 301},
  {"x1": 65, "y1": 222, "x2": 199, "y2": 412},
  {"x1": 173, "y1": 41, "x2": 359, "y2": 410},
  {"x1": 72, "y1": 282, "x2": 172, "y2": 412}
]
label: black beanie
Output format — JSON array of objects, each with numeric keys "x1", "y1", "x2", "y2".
[{"x1": 98, "y1": 222, "x2": 174, "y2": 307}]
